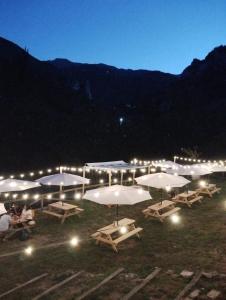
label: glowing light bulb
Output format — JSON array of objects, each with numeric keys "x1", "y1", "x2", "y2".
[
  {"x1": 170, "y1": 214, "x2": 180, "y2": 224},
  {"x1": 199, "y1": 180, "x2": 206, "y2": 188},
  {"x1": 24, "y1": 246, "x2": 33, "y2": 256},
  {"x1": 165, "y1": 186, "x2": 171, "y2": 192},
  {"x1": 70, "y1": 237, "x2": 79, "y2": 247},
  {"x1": 75, "y1": 193, "x2": 81, "y2": 200}
]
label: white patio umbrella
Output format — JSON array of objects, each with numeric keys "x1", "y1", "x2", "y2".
[
  {"x1": 166, "y1": 165, "x2": 212, "y2": 176},
  {"x1": 0, "y1": 203, "x2": 7, "y2": 215},
  {"x1": 193, "y1": 163, "x2": 226, "y2": 173},
  {"x1": 0, "y1": 179, "x2": 40, "y2": 193},
  {"x1": 135, "y1": 173, "x2": 190, "y2": 188},
  {"x1": 36, "y1": 173, "x2": 90, "y2": 186},
  {"x1": 135, "y1": 172, "x2": 190, "y2": 203},
  {"x1": 36, "y1": 173, "x2": 90, "y2": 206},
  {"x1": 83, "y1": 184, "x2": 151, "y2": 222}
]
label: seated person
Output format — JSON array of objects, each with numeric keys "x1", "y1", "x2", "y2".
[
  {"x1": 0, "y1": 204, "x2": 14, "y2": 239},
  {"x1": 19, "y1": 205, "x2": 35, "y2": 225},
  {"x1": 168, "y1": 190, "x2": 176, "y2": 198}
]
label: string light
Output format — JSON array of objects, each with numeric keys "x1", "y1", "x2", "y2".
[
  {"x1": 74, "y1": 193, "x2": 81, "y2": 200},
  {"x1": 60, "y1": 194, "x2": 65, "y2": 200}
]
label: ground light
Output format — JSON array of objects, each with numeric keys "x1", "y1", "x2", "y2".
[
  {"x1": 170, "y1": 214, "x2": 180, "y2": 224},
  {"x1": 70, "y1": 237, "x2": 79, "y2": 247},
  {"x1": 24, "y1": 246, "x2": 33, "y2": 256}
]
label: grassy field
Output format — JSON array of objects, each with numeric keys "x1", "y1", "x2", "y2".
[{"x1": 0, "y1": 175, "x2": 226, "y2": 299}]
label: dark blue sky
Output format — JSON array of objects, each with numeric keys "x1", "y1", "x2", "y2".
[{"x1": 0, "y1": 0, "x2": 226, "y2": 74}]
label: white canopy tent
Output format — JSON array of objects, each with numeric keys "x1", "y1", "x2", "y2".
[
  {"x1": 83, "y1": 184, "x2": 151, "y2": 222},
  {"x1": 153, "y1": 160, "x2": 182, "y2": 170},
  {"x1": 85, "y1": 160, "x2": 148, "y2": 185}
]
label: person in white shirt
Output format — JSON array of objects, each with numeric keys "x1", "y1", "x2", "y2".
[
  {"x1": 0, "y1": 204, "x2": 13, "y2": 239},
  {"x1": 20, "y1": 205, "x2": 35, "y2": 225}
]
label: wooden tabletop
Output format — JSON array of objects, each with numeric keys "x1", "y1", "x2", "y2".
[
  {"x1": 205, "y1": 183, "x2": 216, "y2": 189},
  {"x1": 177, "y1": 191, "x2": 197, "y2": 198},
  {"x1": 148, "y1": 200, "x2": 174, "y2": 211},
  {"x1": 97, "y1": 218, "x2": 135, "y2": 235},
  {"x1": 49, "y1": 201, "x2": 78, "y2": 211}
]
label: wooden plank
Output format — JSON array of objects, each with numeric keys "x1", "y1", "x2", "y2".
[
  {"x1": 0, "y1": 273, "x2": 48, "y2": 299},
  {"x1": 121, "y1": 268, "x2": 161, "y2": 300},
  {"x1": 32, "y1": 271, "x2": 84, "y2": 300},
  {"x1": 174, "y1": 271, "x2": 202, "y2": 300},
  {"x1": 76, "y1": 268, "x2": 124, "y2": 300},
  {"x1": 113, "y1": 228, "x2": 143, "y2": 244}
]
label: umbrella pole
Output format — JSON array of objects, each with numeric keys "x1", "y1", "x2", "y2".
[
  {"x1": 82, "y1": 166, "x2": 86, "y2": 196},
  {"x1": 132, "y1": 169, "x2": 136, "y2": 184},
  {"x1": 116, "y1": 204, "x2": 119, "y2": 226},
  {"x1": 120, "y1": 171, "x2": 123, "y2": 185},
  {"x1": 59, "y1": 166, "x2": 63, "y2": 206},
  {"x1": 109, "y1": 171, "x2": 112, "y2": 186},
  {"x1": 161, "y1": 189, "x2": 163, "y2": 205}
]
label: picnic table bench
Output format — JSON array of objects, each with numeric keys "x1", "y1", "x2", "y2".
[
  {"x1": 172, "y1": 191, "x2": 203, "y2": 207},
  {"x1": 143, "y1": 200, "x2": 180, "y2": 222},
  {"x1": 196, "y1": 183, "x2": 221, "y2": 197},
  {"x1": 43, "y1": 201, "x2": 84, "y2": 224},
  {"x1": 91, "y1": 218, "x2": 143, "y2": 252}
]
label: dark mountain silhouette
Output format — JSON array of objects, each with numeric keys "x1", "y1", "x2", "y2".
[{"x1": 0, "y1": 36, "x2": 226, "y2": 171}]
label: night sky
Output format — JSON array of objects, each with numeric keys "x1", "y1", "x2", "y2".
[{"x1": 0, "y1": 0, "x2": 226, "y2": 74}]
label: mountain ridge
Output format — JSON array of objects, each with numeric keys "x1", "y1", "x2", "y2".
[{"x1": 1, "y1": 36, "x2": 226, "y2": 170}]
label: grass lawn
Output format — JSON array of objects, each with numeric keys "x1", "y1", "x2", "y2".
[{"x1": 0, "y1": 175, "x2": 226, "y2": 299}]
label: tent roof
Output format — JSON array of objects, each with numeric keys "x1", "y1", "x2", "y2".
[{"x1": 85, "y1": 160, "x2": 146, "y2": 171}]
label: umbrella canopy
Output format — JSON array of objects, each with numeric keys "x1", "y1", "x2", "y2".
[
  {"x1": 153, "y1": 160, "x2": 182, "y2": 170},
  {"x1": 166, "y1": 165, "x2": 212, "y2": 176},
  {"x1": 36, "y1": 173, "x2": 90, "y2": 186},
  {"x1": 0, "y1": 203, "x2": 7, "y2": 215},
  {"x1": 83, "y1": 184, "x2": 151, "y2": 205},
  {"x1": 135, "y1": 173, "x2": 190, "y2": 189},
  {"x1": 193, "y1": 163, "x2": 226, "y2": 173},
  {"x1": 0, "y1": 179, "x2": 40, "y2": 193}
]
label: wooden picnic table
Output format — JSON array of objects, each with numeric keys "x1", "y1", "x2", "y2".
[
  {"x1": 43, "y1": 201, "x2": 84, "y2": 224},
  {"x1": 142, "y1": 200, "x2": 180, "y2": 222},
  {"x1": 91, "y1": 218, "x2": 143, "y2": 252},
  {"x1": 172, "y1": 191, "x2": 203, "y2": 207},
  {"x1": 196, "y1": 183, "x2": 221, "y2": 197}
]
